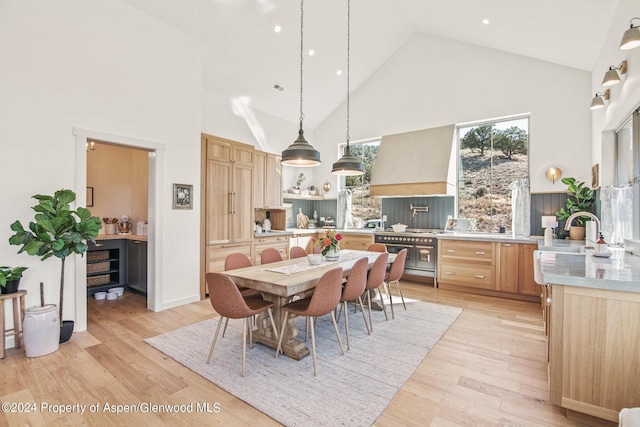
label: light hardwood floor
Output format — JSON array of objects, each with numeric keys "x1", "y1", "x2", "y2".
[{"x1": 1, "y1": 282, "x2": 583, "y2": 426}]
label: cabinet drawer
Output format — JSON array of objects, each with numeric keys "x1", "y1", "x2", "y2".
[
  {"x1": 254, "y1": 243, "x2": 289, "y2": 265},
  {"x1": 339, "y1": 234, "x2": 373, "y2": 250},
  {"x1": 439, "y1": 263, "x2": 494, "y2": 289},
  {"x1": 440, "y1": 240, "x2": 493, "y2": 264},
  {"x1": 206, "y1": 243, "x2": 252, "y2": 273},
  {"x1": 254, "y1": 235, "x2": 289, "y2": 245}
]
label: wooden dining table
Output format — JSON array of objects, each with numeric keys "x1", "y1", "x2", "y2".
[{"x1": 223, "y1": 250, "x2": 395, "y2": 360}]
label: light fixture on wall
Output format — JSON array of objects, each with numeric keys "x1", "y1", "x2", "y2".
[
  {"x1": 281, "y1": 0, "x2": 321, "y2": 167},
  {"x1": 601, "y1": 60, "x2": 627, "y2": 87},
  {"x1": 332, "y1": 0, "x2": 364, "y2": 176},
  {"x1": 589, "y1": 89, "x2": 610, "y2": 110},
  {"x1": 545, "y1": 166, "x2": 562, "y2": 183},
  {"x1": 619, "y1": 17, "x2": 640, "y2": 50}
]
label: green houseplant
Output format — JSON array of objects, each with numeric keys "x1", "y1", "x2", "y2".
[
  {"x1": 0, "y1": 266, "x2": 28, "y2": 294},
  {"x1": 9, "y1": 189, "x2": 101, "y2": 342},
  {"x1": 555, "y1": 177, "x2": 595, "y2": 239}
]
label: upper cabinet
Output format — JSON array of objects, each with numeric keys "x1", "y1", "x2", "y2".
[{"x1": 254, "y1": 150, "x2": 282, "y2": 209}]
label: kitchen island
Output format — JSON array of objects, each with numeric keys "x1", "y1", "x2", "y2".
[{"x1": 537, "y1": 243, "x2": 640, "y2": 425}]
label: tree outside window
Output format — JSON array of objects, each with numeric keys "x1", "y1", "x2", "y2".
[{"x1": 458, "y1": 118, "x2": 529, "y2": 233}]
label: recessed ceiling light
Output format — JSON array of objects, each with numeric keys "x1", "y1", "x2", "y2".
[
  {"x1": 336, "y1": 70, "x2": 342, "y2": 76},
  {"x1": 308, "y1": 49, "x2": 315, "y2": 56},
  {"x1": 482, "y1": 19, "x2": 490, "y2": 25},
  {"x1": 274, "y1": 25, "x2": 281, "y2": 33}
]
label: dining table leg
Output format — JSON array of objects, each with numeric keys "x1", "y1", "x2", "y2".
[{"x1": 252, "y1": 293, "x2": 310, "y2": 360}]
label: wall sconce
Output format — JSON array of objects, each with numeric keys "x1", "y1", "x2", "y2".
[
  {"x1": 545, "y1": 166, "x2": 562, "y2": 184},
  {"x1": 601, "y1": 60, "x2": 627, "y2": 87},
  {"x1": 589, "y1": 89, "x2": 610, "y2": 110},
  {"x1": 323, "y1": 182, "x2": 331, "y2": 193},
  {"x1": 619, "y1": 17, "x2": 640, "y2": 50}
]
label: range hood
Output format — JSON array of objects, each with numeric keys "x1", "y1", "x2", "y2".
[{"x1": 370, "y1": 125, "x2": 457, "y2": 197}]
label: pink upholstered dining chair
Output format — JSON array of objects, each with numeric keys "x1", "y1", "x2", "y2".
[
  {"x1": 261, "y1": 247, "x2": 283, "y2": 264},
  {"x1": 275, "y1": 267, "x2": 345, "y2": 376},
  {"x1": 206, "y1": 272, "x2": 278, "y2": 377},
  {"x1": 366, "y1": 243, "x2": 387, "y2": 253},
  {"x1": 224, "y1": 253, "x2": 262, "y2": 299},
  {"x1": 364, "y1": 251, "x2": 390, "y2": 331},
  {"x1": 338, "y1": 257, "x2": 370, "y2": 349},
  {"x1": 289, "y1": 246, "x2": 307, "y2": 259},
  {"x1": 385, "y1": 248, "x2": 407, "y2": 319}
]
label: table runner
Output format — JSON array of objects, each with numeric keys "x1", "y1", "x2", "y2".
[{"x1": 265, "y1": 252, "x2": 363, "y2": 275}]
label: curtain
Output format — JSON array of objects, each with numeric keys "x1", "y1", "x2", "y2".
[
  {"x1": 509, "y1": 178, "x2": 530, "y2": 237},
  {"x1": 337, "y1": 189, "x2": 352, "y2": 229},
  {"x1": 600, "y1": 186, "x2": 633, "y2": 245}
]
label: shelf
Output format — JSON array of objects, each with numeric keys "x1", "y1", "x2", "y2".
[
  {"x1": 283, "y1": 194, "x2": 325, "y2": 200},
  {"x1": 87, "y1": 258, "x2": 119, "y2": 264},
  {"x1": 87, "y1": 269, "x2": 119, "y2": 277}
]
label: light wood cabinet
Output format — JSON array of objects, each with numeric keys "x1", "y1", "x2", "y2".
[
  {"x1": 254, "y1": 235, "x2": 289, "y2": 265},
  {"x1": 204, "y1": 135, "x2": 254, "y2": 245},
  {"x1": 253, "y1": 150, "x2": 282, "y2": 209},
  {"x1": 438, "y1": 240, "x2": 496, "y2": 291},
  {"x1": 547, "y1": 285, "x2": 640, "y2": 423},
  {"x1": 339, "y1": 233, "x2": 373, "y2": 251},
  {"x1": 201, "y1": 134, "x2": 254, "y2": 297},
  {"x1": 438, "y1": 239, "x2": 539, "y2": 302}
]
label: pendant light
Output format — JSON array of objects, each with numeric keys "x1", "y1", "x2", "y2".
[
  {"x1": 332, "y1": 0, "x2": 364, "y2": 176},
  {"x1": 281, "y1": 0, "x2": 321, "y2": 167}
]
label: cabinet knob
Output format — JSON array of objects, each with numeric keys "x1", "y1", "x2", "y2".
[
  {"x1": 445, "y1": 271, "x2": 456, "y2": 275},
  {"x1": 546, "y1": 297, "x2": 552, "y2": 306},
  {"x1": 277, "y1": 237, "x2": 285, "y2": 241},
  {"x1": 504, "y1": 244, "x2": 512, "y2": 247},
  {"x1": 475, "y1": 275, "x2": 485, "y2": 279},
  {"x1": 259, "y1": 238, "x2": 266, "y2": 242},
  {"x1": 475, "y1": 251, "x2": 486, "y2": 255},
  {"x1": 94, "y1": 243, "x2": 104, "y2": 247},
  {"x1": 447, "y1": 249, "x2": 457, "y2": 253}
]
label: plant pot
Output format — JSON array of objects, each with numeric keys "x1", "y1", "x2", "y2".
[
  {"x1": 59, "y1": 320, "x2": 74, "y2": 343},
  {"x1": 569, "y1": 226, "x2": 585, "y2": 240},
  {"x1": 1, "y1": 278, "x2": 21, "y2": 294},
  {"x1": 24, "y1": 304, "x2": 60, "y2": 357}
]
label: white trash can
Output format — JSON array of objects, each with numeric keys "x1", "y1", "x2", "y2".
[{"x1": 23, "y1": 304, "x2": 60, "y2": 357}]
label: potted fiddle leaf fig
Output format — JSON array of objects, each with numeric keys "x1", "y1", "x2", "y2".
[
  {"x1": 9, "y1": 189, "x2": 101, "y2": 343},
  {"x1": 0, "y1": 266, "x2": 28, "y2": 294},
  {"x1": 555, "y1": 177, "x2": 595, "y2": 240}
]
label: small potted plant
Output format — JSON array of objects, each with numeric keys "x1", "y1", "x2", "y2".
[
  {"x1": 555, "y1": 177, "x2": 595, "y2": 240},
  {"x1": 0, "y1": 266, "x2": 28, "y2": 294}
]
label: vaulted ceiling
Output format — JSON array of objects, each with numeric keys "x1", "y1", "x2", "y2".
[{"x1": 122, "y1": 0, "x2": 620, "y2": 128}]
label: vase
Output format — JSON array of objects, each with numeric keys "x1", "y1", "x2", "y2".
[{"x1": 325, "y1": 246, "x2": 340, "y2": 262}]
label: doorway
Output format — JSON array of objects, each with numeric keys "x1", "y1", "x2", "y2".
[{"x1": 74, "y1": 128, "x2": 165, "y2": 332}]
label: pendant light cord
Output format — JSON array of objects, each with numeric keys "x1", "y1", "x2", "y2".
[
  {"x1": 299, "y1": 0, "x2": 305, "y2": 128},
  {"x1": 345, "y1": 0, "x2": 350, "y2": 146}
]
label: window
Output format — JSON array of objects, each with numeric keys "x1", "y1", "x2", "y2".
[
  {"x1": 613, "y1": 109, "x2": 640, "y2": 241},
  {"x1": 457, "y1": 117, "x2": 529, "y2": 233},
  {"x1": 337, "y1": 139, "x2": 381, "y2": 228}
]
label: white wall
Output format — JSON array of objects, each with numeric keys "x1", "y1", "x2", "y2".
[
  {"x1": 0, "y1": 0, "x2": 204, "y2": 324},
  {"x1": 313, "y1": 32, "x2": 593, "y2": 193},
  {"x1": 591, "y1": 0, "x2": 640, "y2": 187}
]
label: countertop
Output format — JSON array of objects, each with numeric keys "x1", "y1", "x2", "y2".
[
  {"x1": 436, "y1": 232, "x2": 538, "y2": 244},
  {"x1": 96, "y1": 234, "x2": 148, "y2": 242},
  {"x1": 537, "y1": 239, "x2": 640, "y2": 293}
]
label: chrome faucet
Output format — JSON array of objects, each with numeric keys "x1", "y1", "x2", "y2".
[{"x1": 564, "y1": 211, "x2": 600, "y2": 242}]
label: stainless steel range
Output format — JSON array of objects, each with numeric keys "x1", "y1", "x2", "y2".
[{"x1": 374, "y1": 229, "x2": 439, "y2": 285}]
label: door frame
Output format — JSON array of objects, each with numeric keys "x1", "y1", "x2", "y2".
[{"x1": 73, "y1": 127, "x2": 166, "y2": 331}]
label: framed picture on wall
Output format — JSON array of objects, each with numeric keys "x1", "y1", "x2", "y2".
[
  {"x1": 86, "y1": 187, "x2": 94, "y2": 207},
  {"x1": 173, "y1": 183, "x2": 193, "y2": 209},
  {"x1": 592, "y1": 164, "x2": 599, "y2": 189}
]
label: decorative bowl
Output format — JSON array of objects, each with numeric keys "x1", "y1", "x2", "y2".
[
  {"x1": 94, "y1": 292, "x2": 107, "y2": 300},
  {"x1": 307, "y1": 254, "x2": 322, "y2": 265},
  {"x1": 106, "y1": 292, "x2": 118, "y2": 300},
  {"x1": 108, "y1": 287, "x2": 124, "y2": 297},
  {"x1": 391, "y1": 224, "x2": 408, "y2": 232}
]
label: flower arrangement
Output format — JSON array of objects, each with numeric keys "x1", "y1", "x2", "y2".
[{"x1": 312, "y1": 230, "x2": 342, "y2": 256}]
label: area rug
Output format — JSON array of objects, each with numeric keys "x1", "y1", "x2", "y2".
[{"x1": 145, "y1": 301, "x2": 462, "y2": 426}]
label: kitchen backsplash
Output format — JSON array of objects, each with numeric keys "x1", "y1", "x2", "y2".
[{"x1": 282, "y1": 191, "x2": 601, "y2": 237}]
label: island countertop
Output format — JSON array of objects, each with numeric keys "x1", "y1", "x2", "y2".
[{"x1": 538, "y1": 246, "x2": 640, "y2": 293}]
